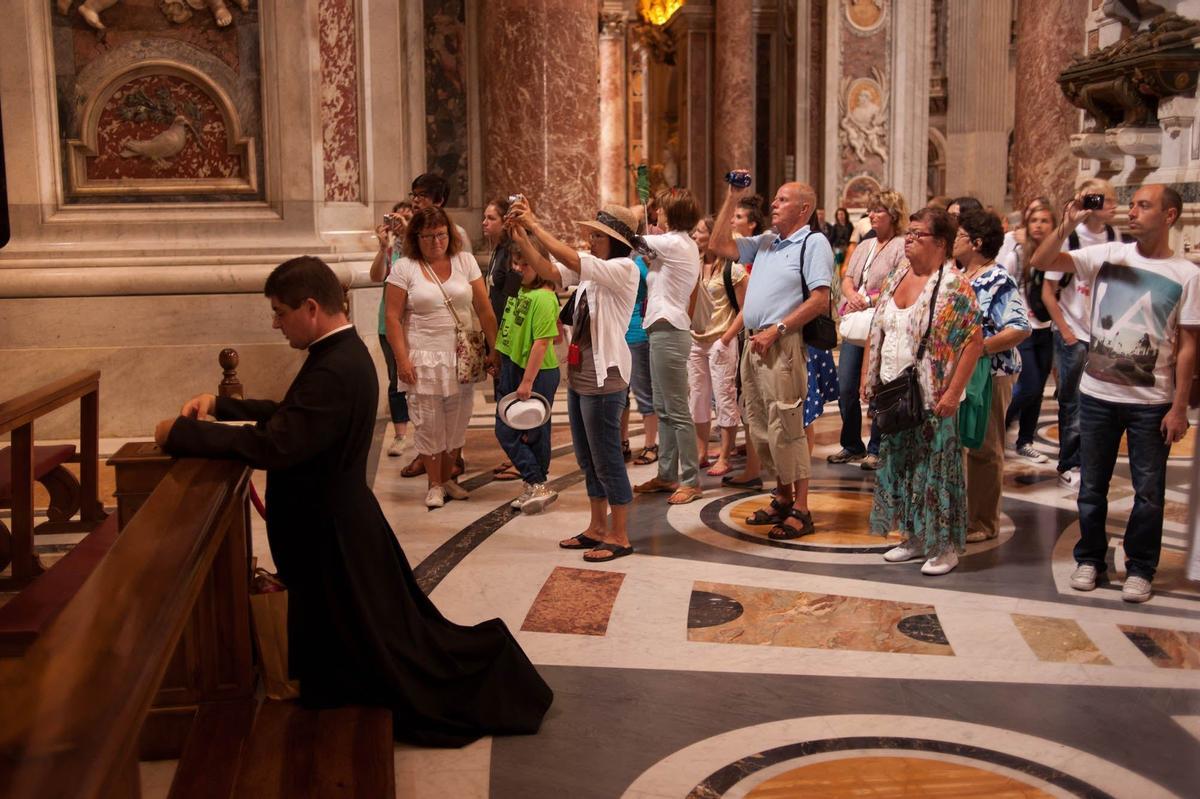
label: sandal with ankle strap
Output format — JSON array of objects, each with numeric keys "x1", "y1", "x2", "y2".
[
  {"x1": 745, "y1": 498, "x2": 793, "y2": 526},
  {"x1": 633, "y1": 444, "x2": 659, "y2": 465}
]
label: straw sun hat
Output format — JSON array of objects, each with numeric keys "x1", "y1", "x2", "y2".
[{"x1": 576, "y1": 204, "x2": 639, "y2": 248}]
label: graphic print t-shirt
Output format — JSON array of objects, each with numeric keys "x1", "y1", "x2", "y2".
[{"x1": 1068, "y1": 242, "x2": 1200, "y2": 405}]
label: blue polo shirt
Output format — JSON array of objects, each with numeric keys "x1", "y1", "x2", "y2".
[{"x1": 736, "y1": 226, "x2": 834, "y2": 330}]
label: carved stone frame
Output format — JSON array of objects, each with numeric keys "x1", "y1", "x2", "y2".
[{"x1": 65, "y1": 61, "x2": 258, "y2": 197}]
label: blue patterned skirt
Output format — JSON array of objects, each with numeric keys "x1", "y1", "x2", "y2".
[{"x1": 804, "y1": 346, "x2": 840, "y2": 427}]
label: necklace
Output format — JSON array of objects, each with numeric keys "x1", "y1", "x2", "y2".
[{"x1": 964, "y1": 259, "x2": 995, "y2": 283}]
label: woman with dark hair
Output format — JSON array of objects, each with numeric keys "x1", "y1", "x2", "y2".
[
  {"x1": 953, "y1": 209, "x2": 1030, "y2": 543},
  {"x1": 385, "y1": 207, "x2": 498, "y2": 509},
  {"x1": 830, "y1": 207, "x2": 854, "y2": 269},
  {"x1": 1002, "y1": 199, "x2": 1057, "y2": 464},
  {"x1": 863, "y1": 208, "x2": 983, "y2": 575},
  {"x1": 510, "y1": 201, "x2": 642, "y2": 562},
  {"x1": 370, "y1": 200, "x2": 414, "y2": 457},
  {"x1": 633, "y1": 188, "x2": 705, "y2": 505},
  {"x1": 829, "y1": 189, "x2": 908, "y2": 470},
  {"x1": 481, "y1": 196, "x2": 525, "y2": 482}
]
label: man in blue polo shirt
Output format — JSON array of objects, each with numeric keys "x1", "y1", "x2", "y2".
[{"x1": 710, "y1": 173, "x2": 834, "y2": 539}]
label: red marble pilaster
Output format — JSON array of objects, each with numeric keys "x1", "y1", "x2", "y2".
[
  {"x1": 1012, "y1": 0, "x2": 1087, "y2": 206},
  {"x1": 319, "y1": 0, "x2": 361, "y2": 202},
  {"x1": 598, "y1": 13, "x2": 629, "y2": 205},
  {"x1": 481, "y1": 0, "x2": 599, "y2": 241},
  {"x1": 713, "y1": 0, "x2": 754, "y2": 196}
]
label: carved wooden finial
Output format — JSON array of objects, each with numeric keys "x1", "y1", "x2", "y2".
[{"x1": 218, "y1": 348, "x2": 244, "y2": 399}]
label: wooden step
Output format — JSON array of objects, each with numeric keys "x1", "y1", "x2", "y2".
[
  {"x1": 166, "y1": 699, "x2": 257, "y2": 799},
  {"x1": 231, "y1": 700, "x2": 394, "y2": 798}
]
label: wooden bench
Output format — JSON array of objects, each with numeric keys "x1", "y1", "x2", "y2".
[
  {"x1": 0, "y1": 513, "x2": 119, "y2": 657},
  {"x1": 0, "y1": 444, "x2": 82, "y2": 570}
]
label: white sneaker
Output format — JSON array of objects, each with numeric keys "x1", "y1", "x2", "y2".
[
  {"x1": 511, "y1": 483, "x2": 533, "y2": 509},
  {"x1": 884, "y1": 542, "x2": 922, "y2": 562},
  {"x1": 1015, "y1": 443, "x2": 1048, "y2": 463},
  {"x1": 442, "y1": 480, "x2": 469, "y2": 501},
  {"x1": 387, "y1": 435, "x2": 407, "y2": 457},
  {"x1": 424, "y1": 485, "x2": 445, "y2": 509},
  {"x1": 521, "y1": 483, "x2": 558, "y2": 514},
  {"x1": 1069, "y1": 563, "x2": 1099, "y2": 591},
  {"x1": 1058, "y1": 467, "x2": 1081, "y2": 490},
  {"x1": 1122, "y1": 575, "x2": 1152, "y2": 603},
  {"x1": 921, "y1": 550, "x2": 959, "y2": 575}
]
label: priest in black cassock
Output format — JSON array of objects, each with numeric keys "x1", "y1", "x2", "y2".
[{"x1": 154, "y1": 255, "x2": 552, "y2": 747}]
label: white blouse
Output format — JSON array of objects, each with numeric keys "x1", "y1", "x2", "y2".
[
  {"x1": 642, "y1": 230, "x2": 701, "y2": 331},
  {"x1": 877, "y1": 298, "x2": 919, "y2": 384},
  {"x1": 557, "y1": 253, "x2": 640, "y2": 388}
]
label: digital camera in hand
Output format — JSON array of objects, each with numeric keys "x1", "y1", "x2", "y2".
[{"x1": 724, "y1": 171, "x2": 752, "y2": 189}]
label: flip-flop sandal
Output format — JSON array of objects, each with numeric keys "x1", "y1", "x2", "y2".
[
  {"x1": 667, "y1": 486, "x2": 703, "y2": 505},
  {"x1": 707, "y1": 462, "x2": 733, "y2": 477},
  {"x1": 722, "y1": 474, "x2": 764, "y2": 489},
  {"x1": 559, "y1": 533, "x2": 603, "y2": 550},
  {"x1": 633, "y1": 445, "x2": 659, "y2": 465},
  {"x1": 583, "y1": 542, "x2": 634, "y2": 562},
  {"x1": 493, "y1": 466, "x2": 523, "y2": 481},
  {"x1": 768, "y1": 509, "x2": 815, "y2": 540},
  {"x1": 400, "y1": 456, "x2": 425, "y2": 478},
  {"x1": 493, "y1": 461, "x2": 513, "y2": 474},
  {"x1": 745, "y1": 498, "x2": 793, "y2": 525}
]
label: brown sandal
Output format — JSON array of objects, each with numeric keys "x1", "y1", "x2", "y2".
[
  {"x1": 400, "y1": 456, "x2": 425, "y2": 478},
  {"x1": 633, "y1": 444, "x2": 659, "y2": 465},
  {"x1": 745, "y1": 498, "x2": 793, "y2": 526},
  {"x1": 667, "y1": 486, "x2": 704, "y2": 505},
  {"x1": 768, "y1": 508, "x2": 815, "y2": 540}
]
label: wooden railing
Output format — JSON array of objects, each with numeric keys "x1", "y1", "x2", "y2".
[
  {"x1": 0, "y1": 371, "x2": 104, "y2": 583},
  {"x1": 0, "y1": 456, "x2": 254, "y2": 798}
]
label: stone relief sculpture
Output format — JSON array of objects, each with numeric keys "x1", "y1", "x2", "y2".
[
  {"x1": 839, "y1": 69, "x2": 890, "y2": 163},
  {"x1": 844, "y1": 0, "x2": 886, "y2": 34},
  {"x1": 120, "y1": 114, "x2": 199, "y2": 166},
  {"x1": 56, "y1": 0, "x2": 251, "y2": 31}
]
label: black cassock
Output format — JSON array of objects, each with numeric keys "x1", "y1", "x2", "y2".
[{"x1": 165, "y1": 327, "x2": 552, "y2": 746}]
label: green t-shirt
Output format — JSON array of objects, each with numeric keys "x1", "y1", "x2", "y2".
[
  {"x1": 495, "y1": 286, "x2": 560, "y2": 370},
  {"x1": 377, "y1": 249, "x2": 401, "y2": 335}
]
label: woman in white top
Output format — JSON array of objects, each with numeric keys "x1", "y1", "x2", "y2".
[
  {"x1": 509, "y1": 201, "x2": 641, "y2": 563},
  {"x1": 632, "y1": 189, "x2": 705, "y2": 505},
  {"x1": 385, "y1": 207, "x2": 498, "y2": 509}
]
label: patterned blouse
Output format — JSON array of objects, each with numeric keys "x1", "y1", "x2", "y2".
[
  {"x1": 864, "y1": 259, "x2": 982, "y2": 410},
  {"x1": 968, "y1": 263, "x2": 1029, "y2": 376}
]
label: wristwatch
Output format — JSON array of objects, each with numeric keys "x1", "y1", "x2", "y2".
[{"x1": 775, "y1": 322, "x2": 788, "y2": 336}]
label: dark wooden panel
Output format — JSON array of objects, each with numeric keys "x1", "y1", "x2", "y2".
[{"x1": 166, "y1": 699, "x2": 257, "y2": 799}]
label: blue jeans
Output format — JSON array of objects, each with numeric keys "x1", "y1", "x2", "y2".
[
  {"x1": 836, "y1": 341, "x2": 879, "y2": 455},
  {"x1": 1074, "y1": 394, "x2": 1172, "y2": 579},
  {"x1": 1053, "y1": 333, "x2": 1089, "y2": 473},
  {"x1": 648, "y1": 323, "x2": 699, "y2": 486},
  {"x1": 494, "y1": 356, "x2": 560, "y2": 484},
  {"x1": 378, "y1": 334, "x2": 410, "y2": 424},
  {"x1": 567, "y1": 388, "x2": 632, "y2": 506},
  {"x1": 1006, "y1": 328, "x2": 1053, "y2": 447}
]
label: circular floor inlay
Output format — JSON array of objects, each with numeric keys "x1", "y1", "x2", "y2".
[
  {"x1": 726, "y1": 492, "x2": 901, "y2": 551},
  {"x1": 896, "y1": 613, "x2": 950, "y2": 646},
  {"x1": 743, "y1": 755, "x2": 1054, "y2": 798},
  {"x1": 687, "y1": 591, "x2": 745, "y2": 629}
]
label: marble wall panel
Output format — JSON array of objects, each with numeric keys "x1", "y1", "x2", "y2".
[
  {"x1": 1012, "y1": 0, "x2": 1087, "y2": 206},
  {"x1": 424, "y1": 0, "x2": 469, "y2": 206},
  {"x1": 713, "y1": 0, "x2": 754, "y2": 188},
  {"x1": 836, "y1": 0, "x2": 890, "y2": 204},
  {"x1": 319, "y1": 0, "x2": 362, "y2": 202}
]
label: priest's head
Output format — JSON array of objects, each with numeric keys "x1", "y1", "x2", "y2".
[{"x1": 264, "y1": 256, "x2": 350, "y2": 349}]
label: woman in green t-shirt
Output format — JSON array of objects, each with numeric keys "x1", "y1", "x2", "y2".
[{"x1": 494, "y1": 239, "x2": 562, "y2": 514}]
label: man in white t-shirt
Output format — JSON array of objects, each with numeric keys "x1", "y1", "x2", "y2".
[
  {"x1": 1031, "y1": 184, "x2": 1200, "y2": 603},
  {"x1": 1041, "y1": 178, "x2": 1122, "y2": 490}
]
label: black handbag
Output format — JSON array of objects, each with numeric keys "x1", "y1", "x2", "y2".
[
  {"x1": 873, "y1": 265, "x2": 942, "y2": 436},
  {"x1": 797, "y1": 234, "x2": 838, "y2": 351}
]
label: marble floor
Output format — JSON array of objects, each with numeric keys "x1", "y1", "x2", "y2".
[{"x1": 4, "y1": 388, "x2": 1199, "y2": 798}]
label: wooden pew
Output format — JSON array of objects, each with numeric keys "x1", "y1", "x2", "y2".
[{"x1": 0, "y1": 371, "x2": 105, "y2": 585}]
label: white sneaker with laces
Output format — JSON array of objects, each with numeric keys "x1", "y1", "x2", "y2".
[
  {"x1": 1122, "y1": 575, "x2": 1152, "y2": 603},
  {"x1": 1069, "y1": 563, "x2": 1099, "y2": 591},
  {"x1": 521, "y1": 483, "x2": 558, "y2": 514},
  {"x1": 884, "y1": 542, "x2": 922, "y2": 563},
  {"x1": 425, "y1": 485, "x2": 445, "y2": 509},
  {"x1": 442, "y1": 480, "x2": 469, "y2": 500},
  {"x1": 511, "y1": 483, "x2": 533, "y2": 509},
  {"x1": 1058, "y1": 467, "x2": 1081, "y2": 490},
  {"x1": 921, "y1": 550, "x2": 959, "y2": 575},
  {"x1": 387, "y1": 435, "x2": 407, "y2": 457},
  {"x1": 1015, "y1": 443, "x2": 1048, "y2": 463}
]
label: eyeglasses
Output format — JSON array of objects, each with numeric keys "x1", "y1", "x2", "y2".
[
  {"x1": 904, "y1": 230, "x2": 935, "y2": 241},
  {"x1": 418, "y1": 231, "x2": 449, "y2": 243},
  {"x1": 408, "y1": 192, "x2": 430, "y2": 202}
]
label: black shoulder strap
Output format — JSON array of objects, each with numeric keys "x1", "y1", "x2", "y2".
[
  {"x1": 1105, "y1": 224, "x2": 1116, "y2": 242},
  {"x1": 797, "y1": 233, "x2": 813, "y2": 300},
  {"x1": 1068, "y1": 231, "x2": 1080, "y2": 251},
  {"x1": 722, "y1": 260, "x2": 739, "y2": 313},
  {"x1": 915, "y1": 264, "x2": 944, "y2": 362}
]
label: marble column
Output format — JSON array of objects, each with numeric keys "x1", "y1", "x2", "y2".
[
  {"x1": 1012, "y1": 0, "x2": 1087, "y2": 207},
  {"x1": 480, "y1": 0, "x2": 599, "y2": 241},
  {"x1": 889, "y1": 0, "x2": 932, "y2": 207},
  {"x1": 713, "y1": 0, "x2": 754, "y2": 198},
  {"x1": 945, "y1": 0, "x2": 1011, "y2": 208},
  {"x1": 598, "y1": 12, "x2": 628, "y2": 205}
]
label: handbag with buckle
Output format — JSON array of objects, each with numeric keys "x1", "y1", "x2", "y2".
[
  {"x1": 873, "y1": 264, "x2": 943, "y2": 436},
  {"x1": 420, "y1": 259, "x2": 488, "y2": 384}
]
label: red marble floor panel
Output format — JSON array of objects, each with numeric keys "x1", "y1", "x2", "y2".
[{"x1": 521, "y1": 567, "x2": 626, "y2": 636}]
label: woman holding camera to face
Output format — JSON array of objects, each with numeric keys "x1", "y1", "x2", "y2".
[
  {"x1": 385, "y1": 207, "x2": 498, "y2": 509},
  {"x1": 508, "y1": 200, "x2": 642, "y2": 562},
  {"x1": 862, "y1": 208, "x2": 983, "y2": 576},
  {"x1": 370, "y1": 201, "x2": 414, "y2": 457}
]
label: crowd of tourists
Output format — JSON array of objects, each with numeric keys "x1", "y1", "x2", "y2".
[{"x1": 371, "y1": 171, "x2": 1199, "y2": 599}]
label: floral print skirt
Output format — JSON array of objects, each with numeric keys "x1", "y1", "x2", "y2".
[{"x1": 869, "y1": 414, "x2": 966, "y2": 556}]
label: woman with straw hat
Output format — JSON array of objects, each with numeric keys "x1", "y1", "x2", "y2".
[{"x1": 509, "y1": 201, "x2": 644, "y2": 562}]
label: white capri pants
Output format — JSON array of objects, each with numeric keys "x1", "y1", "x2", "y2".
[
  {"x1": 407, "y1": 385, "x2": 475, "y2": 455},
  {"x1": 687, "y1": 338, "x2": 741, "y2": 428}
]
